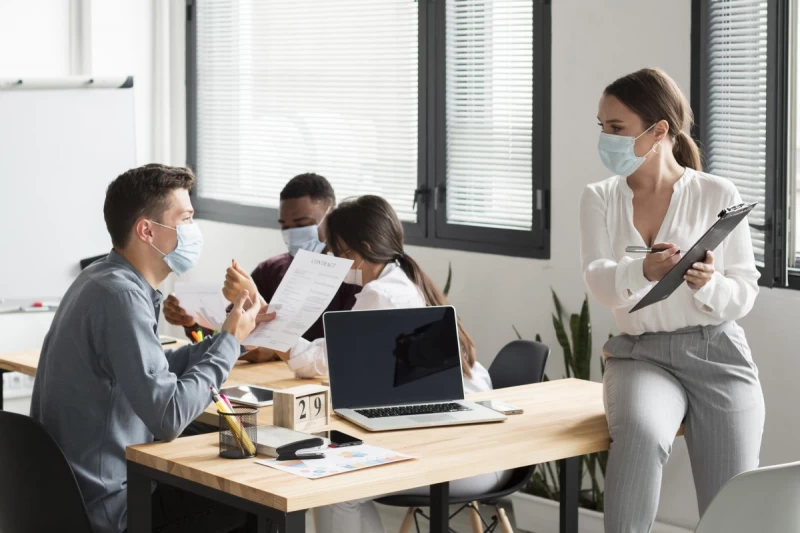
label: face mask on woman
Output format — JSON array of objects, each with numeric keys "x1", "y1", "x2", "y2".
[{"x1": 598, "y1": 123, "x2": 660, "y2": 177}]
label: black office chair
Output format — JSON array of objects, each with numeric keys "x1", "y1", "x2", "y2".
[
  {"x1": 0, "y1": 411, "x2": 94, "y2": 533},
  {"x1": 376, "y1": 340, "x2": 550, "y2": 533}
]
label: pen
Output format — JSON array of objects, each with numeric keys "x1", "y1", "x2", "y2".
[{"x1": 626, "y1": 246, "x2": 682, "y2": 254}]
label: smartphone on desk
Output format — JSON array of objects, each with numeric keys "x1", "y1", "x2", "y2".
[
  {"x1": 477, "y1": 400, "x2": 523, "y2": 415},
  {"x1": 314, "y1": 430, "x2": 363, "y2": 448}
]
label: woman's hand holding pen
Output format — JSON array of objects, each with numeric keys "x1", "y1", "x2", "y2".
[
  {"x1": 223, "y1": 260, "x2": 259, "y2": 304},
  {"x1": 684, "y1": 251, "x2": 715, "y2": 290},
  {"x1": 643, "y1": 243, "x2": 681, "y2": 282}
]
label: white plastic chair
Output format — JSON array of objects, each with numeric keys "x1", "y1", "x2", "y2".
[{"x1": 694, "y1": 461, "x2": 800, "y2": 533}]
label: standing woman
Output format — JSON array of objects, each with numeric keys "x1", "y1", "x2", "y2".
[{"x1": 580, "y1": 68, "x2": 764, "y2": 532}]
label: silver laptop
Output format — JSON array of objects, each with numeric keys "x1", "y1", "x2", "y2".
[{"x1": 323, "y1": 306, "x2": 507, "y2": 432}]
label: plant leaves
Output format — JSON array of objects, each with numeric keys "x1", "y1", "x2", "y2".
[
  {"x1": 551, "y1": 288, "x2": 566, "y2": 323},
  {"x1": 512, "y1": 325, "x2": 523, "y2": 340},
  {"x1": 443, "y1": 262, "x2": 452, "y2": 297},
  {"x1": 535, "y1": 333, "x2": 542, "y2": 342},
  {"x1": 553, "y1": 313, "x2": 573, "y2": 378},
  {"x1": 573, "y1": 296, "x2": 592, "y2": 380}
]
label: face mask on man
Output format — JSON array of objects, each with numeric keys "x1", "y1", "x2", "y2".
[
  {"x1": 282, "y1": 212, "x2": 328, "y2": 257},
  {"x1": 282, "y1": 224, "x2": 326, "y2": 257},
  {"x1": 149, "y1": 220, "x2": 204, "y2": 275},
  {"x1": 597, "y1": 123, "x2": 660, "y2": 177}
]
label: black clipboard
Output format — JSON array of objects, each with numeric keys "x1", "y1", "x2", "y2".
[{"x1": 630, "y1": 202, "x2": 757, "y2": 313}]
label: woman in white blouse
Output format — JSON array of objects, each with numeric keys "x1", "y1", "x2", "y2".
[
  {"x1": 580, "y1": 68, "x2": 764, "y2": 533},
  {"x1": 285, "y1": 195, "x2": 506, "y2": 533}
]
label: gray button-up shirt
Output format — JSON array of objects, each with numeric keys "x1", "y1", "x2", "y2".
[{"x1": 31, "y1": 250, "x2": 241, "y2": 533}]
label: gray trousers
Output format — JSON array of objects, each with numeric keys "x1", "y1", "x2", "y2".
[{"x1": 602, "y1": 322, "x2": 764, "y2": 533}]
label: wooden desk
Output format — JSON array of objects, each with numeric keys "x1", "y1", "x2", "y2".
[{"x1": 128, "y1": 378, "x2": 606, "y2": 533}]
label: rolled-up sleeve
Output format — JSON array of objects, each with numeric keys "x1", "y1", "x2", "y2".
[
  {"x1": 99, "y1": 289, "x2": 241, "y2": 441},
  {"x1": 580, "y1": 186, "x2": 654, "y2": 309}
]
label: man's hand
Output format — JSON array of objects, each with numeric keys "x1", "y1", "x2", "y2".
[
  {"x1": 223, "y1": 262, "x2": 259, "y2": 304},
  {"x1": 221, "y1": 290, "x2": 262, "y2": 344},
  {"x1": 643, "y1": 243, "x2": 681, "y2": 282},
  {"x1": 163, "y1": 294, "x2": 196, "y2": 327},
  {"x1": 685, "y1": 251, "x2": 715, "y2": 290}
]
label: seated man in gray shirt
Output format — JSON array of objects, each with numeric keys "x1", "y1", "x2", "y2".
[{"x1": 30, "y1": 164, "x2": 273, "y2": 533}]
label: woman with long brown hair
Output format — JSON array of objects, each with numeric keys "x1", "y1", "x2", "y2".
[
  {"x1": 581, "y1": 68, "x2": 763, "y2": 532},
  {"x1": 284, "y1": 194, "x2": 490, "y2": 391},
  {"x1": 288, "y1": 195, "x2": 508, "y2": 533}
]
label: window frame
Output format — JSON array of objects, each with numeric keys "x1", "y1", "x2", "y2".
[
  {"x1": 691, "y1": 0, "x2": 791, "y2": 289},
  {"x1": 185, "y1": 0, "x2": 551, "y2": 259}
]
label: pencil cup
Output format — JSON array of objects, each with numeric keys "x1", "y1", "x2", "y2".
[{"x1": 218, "y1": 407, "x2": 259, "y2": 459}]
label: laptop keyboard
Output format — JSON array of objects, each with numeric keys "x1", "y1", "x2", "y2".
[{"x1": 355, "y1": 402, "x2": 471, "y2": 419}]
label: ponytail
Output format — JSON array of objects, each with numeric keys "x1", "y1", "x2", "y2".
[
  {"x1": 326, "y1": 194, "x2": 477, "y2": 378},
  {"x1": 398, "y1": 254, "x2": 476, "y2": 378},
  {"x1": 673, "y1": 131, "x2": 703, "y2": 171}
]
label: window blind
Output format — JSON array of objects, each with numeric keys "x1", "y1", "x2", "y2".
[
  {"x1": 195, "y1": 0, "x2": 419, "y2": 221},
  {"x1": 705, "y1": 0, "x2": 768, "y2": 263},
  {"x1": 445, "y1": 0, "x2": 534, "y2": 231}
]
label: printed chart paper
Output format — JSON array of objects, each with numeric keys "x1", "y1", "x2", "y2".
[{"x1": 256, "y1": 444, "x2": 414, "y2": 479}]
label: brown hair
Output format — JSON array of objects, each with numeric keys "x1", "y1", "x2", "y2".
[
  {"x1": 103, "y1": 164, "x2": 196, "y2": 248},
  {"x1": 326, "y1": 195, "x2": 476, "y2": 377},
  {"x1": 604, "y1": 68, "x2": 703, "y2": 171}
]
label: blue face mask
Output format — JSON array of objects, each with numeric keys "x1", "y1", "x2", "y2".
[
  {"x1": 150, "y1": 221, "x2": 204, "y2": 275},
  {"x1": 282, "y1": 222, "x2": 326, "y2": 257},
  {"x1": 598, "y1": 123, "x2": 659, "y2": 177}
]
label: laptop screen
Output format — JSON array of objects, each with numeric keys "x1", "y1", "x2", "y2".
[{"x1": 324, "y1": 306, "x2": 465, "y2": 410}]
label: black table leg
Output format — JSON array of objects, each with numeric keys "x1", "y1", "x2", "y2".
[
  {"x1": 559, "y1": 456, "x2": 580, "y2": 533},
  {"x1": 247, "y1": 514, "x2": 270, "y2": 533},
  {"x1": 127, "y1": 462, "x2": 153, "y2": 533},
  {"x1": 128, "y1": 462, "x2": 306, "y2": 533},
  {"x1": 271, "y1": 511, "x2": 305, "y2": 533},
  {"x1": 430, "y1": 481, "x2": 450, "y2": 533},
  {"x1": 0, "y1": 369, "x2": 7, "y2": 410}
]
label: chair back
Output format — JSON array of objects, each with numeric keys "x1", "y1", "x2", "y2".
[
  {"x1": 0, "y1": 411, "x2": 94, "y2": 533},
  {"x1": 695, "y1": 461, "x2": 800, "y2": 533},
  {"x1": 489, "y1": 340, "x2": 549, "y2": 390}
]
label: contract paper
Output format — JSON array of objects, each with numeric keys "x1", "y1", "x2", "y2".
[{"x1": 244, "y1": 249, "x2": 353, "y2": 351}]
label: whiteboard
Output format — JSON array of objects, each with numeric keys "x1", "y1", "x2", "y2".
[{"x1": 0, "y1": 82, "x2": 136, "y2": 300}]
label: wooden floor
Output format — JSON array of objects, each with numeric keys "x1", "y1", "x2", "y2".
[{"x1": 305, "y1": 501, "x2": 522, "y2": 532}]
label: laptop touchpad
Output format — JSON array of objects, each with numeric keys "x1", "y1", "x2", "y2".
[{"x1": 410, "y1": 414, "x2": 456, "y2": 423}]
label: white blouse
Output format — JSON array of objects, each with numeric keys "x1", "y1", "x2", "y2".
[
  {"x1": 287, "y1": 262, "x2": 492, "y2": 393},
  {"x1": 579, "y1": 168, "x2": 760, "y2": 335}
]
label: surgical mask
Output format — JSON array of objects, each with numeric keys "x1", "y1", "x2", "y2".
[
  {"x1": 149, "y1": 220, "x2": 204, "y2": 275},
  {"x1": 598, "y1": 123, "x2": 660, "y2": 177},
  {"x1": 282, "y1": 217, "x2": 327, "y2": 257},
  {"x1": 343, "y1": 266, "x2": 363, "y2": 287},
  {"x1": 342, "y1": 253, "x2": 364, "y2": 286}
]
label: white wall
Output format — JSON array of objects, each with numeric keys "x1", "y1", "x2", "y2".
[
  {"x1": 0, "y1": 0, "x2": 157, "y2": 165},
  {"x1": 0, "y1": 0, "x2": 70, "y2": 76}
]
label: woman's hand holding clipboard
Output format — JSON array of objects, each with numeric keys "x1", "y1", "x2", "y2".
[{"x1": 629, "y1": 202, "x2": 757, "y2": 313}]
